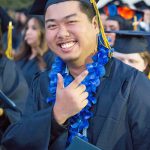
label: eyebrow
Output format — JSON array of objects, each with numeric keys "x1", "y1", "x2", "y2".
[{"x1": 45, "y1": 13, "x2": 77, "y2": 23}]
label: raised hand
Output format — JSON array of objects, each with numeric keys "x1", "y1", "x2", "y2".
[{"x1": 53, "y1": 70, "x2": 89, "y2": 125}]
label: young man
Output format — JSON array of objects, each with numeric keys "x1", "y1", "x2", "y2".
[{"x1": 1, "y1": 0, "x2": 150, "y2": 150}]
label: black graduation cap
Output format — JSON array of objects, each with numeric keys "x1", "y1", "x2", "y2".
[
  {"x1": 0, "y1": 6, "x2": 14, "y2": 34},
  {"x1": 134, "y1": 1, "x2": 150, "y2": 10},
  {"x1": 100, "y1": 1, "x2": 144, "y2": 21},
  {"x1": 15, "y1": 8, "x2": 28, "y2": 16},
  {"x1": 107, "y1": 30, "x2": 150, "y2": 53},
  {"x1": 30, "y1": 0, "x2": 99, "y2": 15},
  {"x1": 99, "y1": 1, "x2": 120, "y2": 17}
]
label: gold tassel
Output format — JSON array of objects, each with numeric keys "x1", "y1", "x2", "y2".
[
  {"x1": 148, "y1": 72, "x2": 150, "y2": 79},
  {"x1": 133, "y1": 16, "x2": 137, "y2": 31},
  {"x1": 90, "y1": 0, "x2": 111, "y2": 53},
  {"x1": 5, "y1": 21, "x2": 13, "y2": 60},
  {"x1": 0, "y1": 108, "x2": 4, "y2": 116}
]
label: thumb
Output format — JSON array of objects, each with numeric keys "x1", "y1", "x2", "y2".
[{"x1": 57, "y1": 73, "x2": 64, "y2": 90}]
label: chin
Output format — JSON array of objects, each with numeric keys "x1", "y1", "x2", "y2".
[{"x1": 61, "y1": 55, "x2": 80, "y2": 62}]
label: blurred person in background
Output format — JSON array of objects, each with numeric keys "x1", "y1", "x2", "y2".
[
  {"x1": 134, "y1": 1, "x2": 150, "y2": 32},
  {"x1": 0, "y1": 6, "x2": 15, "y2": 51},
  {"x1": 1, "y1": 7, "x2": 27, "y2": 51},
  {"x1": 0, "y1": 12, "x2": 28, "y2": 144},
  {"x1": 102, "y1": 2, "x2": 144, "y2": 46},
  {"x1": 14, "y1": 16, "x2": 54, "y2": 87},
  {"x1": 112, "y1": 30, "x2": 150, "y2": 78},
  {"x1": 12, "y1": 8, "x2": 28, "y2": 50},
  {"x1": 105, "y1": 15, "x2": 133, "y2": 46}
]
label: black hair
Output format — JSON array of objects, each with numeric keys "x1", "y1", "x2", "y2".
[{"x1": 79, "y1": 1, "x2": 96, "y2": 22}]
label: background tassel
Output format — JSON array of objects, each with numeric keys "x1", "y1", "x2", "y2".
[
  {"x1": 5, "y1": 21, "x2": 13, "y2": 60},
  {"x1": 148, "y1": 72, "x2": 150, "y2": 79}
]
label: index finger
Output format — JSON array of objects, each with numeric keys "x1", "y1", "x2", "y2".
[{"x1": 68, "y1": 70, "x2": 88, "y2": 89}]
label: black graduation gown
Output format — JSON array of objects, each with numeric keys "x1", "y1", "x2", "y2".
[
  {"x1": 16, "y1": 50, "x2": 54, "y2": 88},
  {"x1": 2, "y1": 58, "x2": 150, "y2": 150},
  {"x1": 0, "y1": 56, "x2": 28, "y2": 141}
]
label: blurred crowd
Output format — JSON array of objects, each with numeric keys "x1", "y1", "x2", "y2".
[
  {"x1": 99, "y1": 0, "x2": 150, "y2": 77},
  {"x1": 0, "y1": 4, "x2": 55, "y2": 145},
  {"x1": 0, "y1": 0, "x2": 150, "y2": 148}
]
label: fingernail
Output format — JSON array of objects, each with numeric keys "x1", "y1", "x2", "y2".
[
  {"x1": 57, "y1": 73, "x2": 60, "y2": 78},
  {"x1": 84, "y1": 70, "x2": 88, "y2": 74}
]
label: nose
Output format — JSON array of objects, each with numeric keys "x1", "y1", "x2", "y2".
[{"x1": 57, "y1": 25, "x2": 70, "y2": 39}]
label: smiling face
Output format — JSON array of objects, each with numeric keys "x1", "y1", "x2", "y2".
[{"x1": 45, "y1": 1, "x2": 99, "y2": 65}]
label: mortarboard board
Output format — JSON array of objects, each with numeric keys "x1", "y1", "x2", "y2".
[
  {"x1": 30, "y1": 0, "x2": 99, "y2": 15},
  {"x1": 134, "y1": 1, "x2": 150, "y2": 10},
  {"x1": 107, "y1": 30, "x2": 150, "y2": 54}
]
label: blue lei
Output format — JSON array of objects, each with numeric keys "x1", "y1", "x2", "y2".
[{"x1": 47, "y1": 35, "x2": 113, "y2": 143}]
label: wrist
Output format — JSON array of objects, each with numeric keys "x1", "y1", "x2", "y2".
[{"x1": 53, "y1": 106, "x2": 67, "y2": 125}]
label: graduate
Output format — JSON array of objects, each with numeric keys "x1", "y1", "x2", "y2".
[
  {"x1": 1, "y1": 0, "x2": 150, "y2": 150},
  {"x1": 112, "y1": 30, "x2": 150, "y2": 78},
  {"x1": 0, "y1": 14, "x2": 28, "y2": 143},
  {"x1": 14, "y1": 16, "x2": 54, "y2": 87},
  {"x1": 105, "y1": 15, "x2": 133, "y2": 46},
  {"x1": 134, "y1": 1, "x2": 150, "y2": 31}
]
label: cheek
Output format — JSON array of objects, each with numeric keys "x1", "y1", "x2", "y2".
[
  {"x1": 46, "y1": 31, "x2": 53, "y2": 44},
  {"x1": 137, "y1": 61, "x2": 147, "y2": 71},
  {"x1": 111, "y1": 33, "x2": 116, "y2": 40},
  {"x1": 45, "y1": 31, "x2": 57, "y2": 51}
]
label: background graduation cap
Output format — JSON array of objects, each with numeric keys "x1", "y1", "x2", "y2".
[
  {"x1": 134, "y1": 1, "x2": 150, "y2": 10},
  {"x1": 100, "y1": 1, "x2": 144, "y2": 21},
  {"x1": 108, "y1": 30, "x2": 150, "y2": 54},
  {"x1": 100, "y1": 0, "x2": 126, "y2": 17},
  {"x1": 15, "y1": 8, "x2": 28, "y2": 16}
]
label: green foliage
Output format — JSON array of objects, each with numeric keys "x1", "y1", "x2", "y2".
[{"x1": 0, "y1": 0, "x2": 34, "y2": 9}]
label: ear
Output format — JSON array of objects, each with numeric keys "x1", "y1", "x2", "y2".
[{"x1": 92, "y1": 16, "x2": 99, "y2": 33}]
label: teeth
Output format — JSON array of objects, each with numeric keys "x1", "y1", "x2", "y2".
[{"x1": 60, "y1": 42, "x2": 75, "y2": 49}]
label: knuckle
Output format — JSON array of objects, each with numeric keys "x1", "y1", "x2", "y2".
[
  {"x1": 81, "y1": 84, "x2": 86, "y2": 90},
  {"x1": 74, "y1": 78, "x2": 80, "y2": 85},
  {"x1": 85, "y1": 99, "x2": 88, "y2": 105},
  {"x1": 85, "y1": 92, "x2": 89, "y2": 97}
]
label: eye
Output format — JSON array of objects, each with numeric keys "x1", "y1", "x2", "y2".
[
  {"x1": 47, "y1": 24, "x2": 57, "y2": 30},
  {"x1": 110, "y1": 27, "x2": 117, "y2": 30},
  {"x1": 32, "y1": 26, "x2": 37, "y2": 30},
  {"x1": 129, "y1": 59, "x2": 137, "y2": 64},
  {"x1": 67, "y1": 20, "x2": 77, "y2": 24}
]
